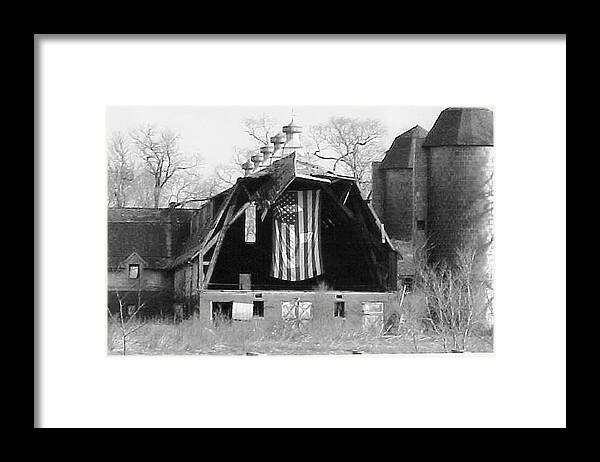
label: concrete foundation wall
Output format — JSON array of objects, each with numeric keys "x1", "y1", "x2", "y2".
[{"x1": 195, "y1": 290, "x2": 398, "y2": 330}]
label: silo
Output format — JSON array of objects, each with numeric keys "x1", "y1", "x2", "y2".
[
  {"x1": 422, "y1": 107, "x2": 494, "y2": 281},
  {"x1": 371, "y1": 125, "x2": 429, "y2": 242}
]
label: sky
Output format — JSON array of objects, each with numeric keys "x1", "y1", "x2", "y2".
[{"x1": 106, "y1": 106, "x2": 446, "y2": 171}]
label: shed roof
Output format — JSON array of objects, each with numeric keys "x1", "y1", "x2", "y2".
[{"x1": 423, "y1": 107, "x2": 493, "y2": 147}]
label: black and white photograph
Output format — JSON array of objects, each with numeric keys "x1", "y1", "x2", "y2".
[
  {"x1": 106, "y1": 106, "x2": 494, "y2": 355},
  {"x1": 35, "y1": 35, "x2": 566, "y2": 428}
]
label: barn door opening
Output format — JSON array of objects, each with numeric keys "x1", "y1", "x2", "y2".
[{"x1": 211, "y1": 301, "x2": 233, "y2": 326}]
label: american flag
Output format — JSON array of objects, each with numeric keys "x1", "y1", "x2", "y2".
[{"x1": 271, "y1": 189, "x2": 323, "y2": 281}]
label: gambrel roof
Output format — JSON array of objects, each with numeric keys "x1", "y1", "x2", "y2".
[{"x1": 169, "y1": 153, "x2": 400, "y2": 292}]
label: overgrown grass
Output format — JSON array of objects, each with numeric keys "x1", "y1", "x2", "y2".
[
  {"x1": 107, "y1": 246, "x2": 494, "y2": 355},
  {"x1": 107, "y1": 309, "x2": 492, "y2": 355}
]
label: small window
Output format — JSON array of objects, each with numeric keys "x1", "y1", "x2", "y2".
[
  {"x1": 403, "y1": 278, "x2": 414, "y2": 293},
  {"x1": 128, "y1": 264, "x2": 139, "y2": 279},
  {"x1": 334, "y1": 301, "x2": 345, "y2": 318},
  {"x1": 253, "y1": 300, "x2": 265, "y2": 318},
  {"x1": 417, "y1": 220, "x2": 425, "y2": 231}
]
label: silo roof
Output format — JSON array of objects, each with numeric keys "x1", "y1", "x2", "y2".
[
  {"x1": 380, "y1": 125, "x2": 428, "y2": 169},
  {"x1": 423, "y1": 107, "x2": 493, "y2": 147}
]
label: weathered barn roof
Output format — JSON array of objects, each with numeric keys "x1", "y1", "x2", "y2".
[
  {"x1": 107, "y1": 208, "x2": 195, "y2": 269},
  {"x1": 246, "y1": 153, "x2": 355, "y2": 182},
  {"x1": 169, "y1": 152, "x2": 399, "y2": 271},
  {"x1": 170, "y1": 153, "x2": 354, "y2": 268},
  {"x1": 423, "y1": 107, "x2": 493, "y2": 147},
  {"x1": 380, "y1": 125, "x2": 429, "y2": 169}
]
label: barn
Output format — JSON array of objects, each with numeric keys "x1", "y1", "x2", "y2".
[
  {"x1": 168, "y1": 151, "x2": 400, "y2": 329},
  {"x1": 108, "y1": 130, "x2": 401, "y2": 330}
]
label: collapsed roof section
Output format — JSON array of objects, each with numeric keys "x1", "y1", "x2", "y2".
[{"x1": 170, "y1": 153, "x2": 400, "y2": 292}]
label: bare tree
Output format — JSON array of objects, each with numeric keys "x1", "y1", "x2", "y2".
[
  {"x1": 164, "y1": 165, "x2": 223, "y2": 208},
  {"x1": 309, "y1": 117, "x2": 386, "y2": 195},
  {"x1": 158, "y1": 153, "x2": 210, "y2": 206},
  {"x1": 243, "y1": 114, "x2": 277, "y2": 147},
  {"x1": 107, "y1": 132, "x2": 135, "y2": 207},
  {"x1": 213, "y1": 147, "x2": 248, "y2": 187},
  {"x1": 130, "y1": 125, "x2": 199, "y2": 208},
  {"x1": 129, "y1": 170, "x2": 156, "y2": 208},
  {"x1": 205, "y1": 114, "x2": 275, "y2": 194},
  {"x1": 415, "y1": 245, "x2": 492, "y2": 352},
  {"x1": 107, "y1": 287, "x2": 148, "y2": 356}
]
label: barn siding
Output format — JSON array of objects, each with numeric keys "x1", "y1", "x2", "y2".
[{"x1": 107, "y1": 268, "x2": 171, "y2": 292}]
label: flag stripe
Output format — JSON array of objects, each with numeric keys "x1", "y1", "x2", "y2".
[
  {"x1": 273, "y1": 219, "x2": 277, "y2": 278},
  {"x1": 298, "y1": 191, "x2": 305, "y2": 281},
  {"x1": 314, "y1": 190, "x2": 321, "y2": 275},
  {"x1": 306, "y1": 190, "x2": 314, "y2": 277},
  {"x1": 304, "y1": 190, "x2": 311, "y2": 278},
  {"x1": 290, "y1": 223, "x2": 294, "y2": 280},
  {"x1": 312, "y1": 190, "x2": 319, "y2": 277},
  {"x1": 284, "y1": 223, "x2": 289, "y2": 280},
  {"x1": 273, "y1": 218, "x2": 279, "y2": 278},
  {"x1": 287, "y1": 223, "x2": 292, "y2": 281}
]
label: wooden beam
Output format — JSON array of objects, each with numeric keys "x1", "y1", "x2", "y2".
[
  {"x1": 204, "y1": 232, "x2": 219, "y2": 253},
  {"x1": 366, "y1": 201, "x2": 394, "y2": 250},
  {"x1": 201, "y1": 189, "x2": 240, "y2": 290},
  {"x1": 191, "y1": 228, "x2": 220, "y2": 261},
  {"x1": 185, "y1": 185, "x2": 238, "y2": 265},
  {"x1": 190, "y1": 201, "x2": 251, "y2": 262},
  {"x1": 199, "y1": 184, "x2": 238, "y2": 250},
  {"x1": 197, "y1": 250, "x2": 203, "y2": 289},
  {"x1": 321, "y1": 184, "x2": 355, "y2": 220},
  {"x1": 229, "y1": 201, "x2": 251, "y2": 226},
  {"x1": 295, "y1": 173, "x2": 331, "y2": 183},
  {"x1": 341, "y1": 184, "x2": 352, "y2": 206},
  {"x1": 241, "y1": 184, "x2": 253, "y2": 200}
]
